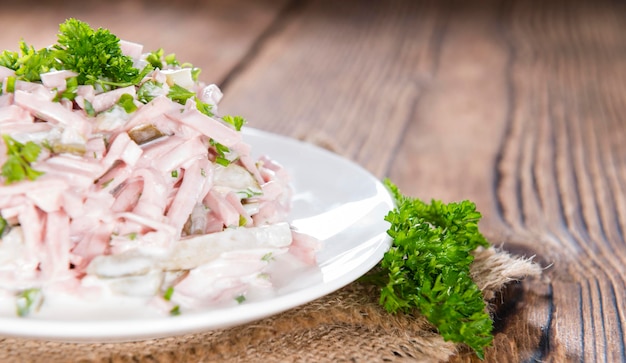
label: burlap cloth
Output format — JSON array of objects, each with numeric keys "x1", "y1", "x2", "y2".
[{"x1": 0, "y1": 247, "x2": 540, "y2": 363}]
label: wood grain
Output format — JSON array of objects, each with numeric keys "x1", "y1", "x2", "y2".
[{"x1": 220, "y1": 0, "x2": 626, "y2": 361}]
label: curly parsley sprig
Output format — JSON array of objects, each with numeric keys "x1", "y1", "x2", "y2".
[
  {"x1": 0, "y1": 18, "x2": 151, "y2": 89},
  {"x1": 375, "y1": 179, "x2": 493, "y2": 359}
]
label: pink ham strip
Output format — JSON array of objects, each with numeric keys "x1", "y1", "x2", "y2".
[
  {"x1": 71, "y1": 222, "x2": 114, "y2": 271},
  {"x1": 130, "y1": 168, "x2": 170, "y2": 221},
  {"x1": 0, "y1": 66, "x2": 15, "y2": 79},
  {"x1": 100, "y1": 132, "x2": 142, "y2": 170},
  {"x1": 25, "y1": 179, "x2": 67, "y2": 213},
  {"x1": 166, "y1": 158, "x2": 213, "y2": 236},
  {"x1": 124, "y1": 95, "x2": 178, "y2": 131},
  {"x1": 231, "y1": 141, "x2": 264, "y2": 184},
  {"x1": 146, "y1": 135, "x2": 208, "y2": 173},
  {"x1": 0, "y1": 94, "x2": 13, "y2": 107},
  {"x1": 40, "y1": 70, "x2": 78, "y2": 91},
  {"x1": 168, "y1": 109, "x2": 241, "y2": 148},
  {"x1": 204, "y1": 189, "x2": 240, "y2": 228},
  {"x1": 225, "y1": 191, "x2": 252, "y2": 226},
  {"x1": 40, "y1": 210, "x2": 72, "y2": 280},
  {"x1": 139, "y1": 135, "x2": 186, "y2": 166},
  {"x1": 35, "y1": 162, "x2": 97, "y2": 189},
  {"x1": 119, "y1": 40, "x2": 143, "y2": 60},
  {"x1": 14, "y1": 90, "x2": 91, "y2": 137},
  {"x1": 0, "y1": 177, "x2": 68, "y2": 198},
  {"x1": 111, "y1": 179, "x2": 143, "y2": 213},
  {"x1": 0, "y1": 123, "x2": 53, "y2": 137},
  {"x1": 289, "y1": 231, "x2": 321, "y2": 266},
  {"x1": 17, "y1": 202, "x2": 45, "y2": 267},
  {"x1": 116, "y1": 212, "x2": 177, "y2": 239},
  {"x1": 91, "y1": 86, "x2": 136, "y2": 113},
  {"x1": 0, "y1": 104, "x2": 34, "y2": 124}
]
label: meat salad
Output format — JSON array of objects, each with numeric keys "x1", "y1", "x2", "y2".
[{"x1": 0, "y1": 19, "x2": 319, "y2": 317}]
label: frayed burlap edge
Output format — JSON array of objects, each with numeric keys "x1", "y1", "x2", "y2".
[{"x1": 0, "y1": 247, "x2": 540, "y2": 363}]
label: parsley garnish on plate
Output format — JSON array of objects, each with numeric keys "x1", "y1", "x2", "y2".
[{"x1": 375, "y1": 179, "x2": 493, "y2": 359}]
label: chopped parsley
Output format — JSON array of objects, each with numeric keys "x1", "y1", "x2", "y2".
[
  {"x1": 374, "y1": 179, "x2": 493, "y2": 359},
  {"x1": 169, "y1": 305, "x2": 181, "y2": 316},
  {"x1": 210, "y1": 139, "x2": 232, "y2": 167},
  {"x1": 222, "y1": 115, "x2": 246, "y2": 131},
  {"x1": 5, "y1": 76, "x2": 15, "y2": 93},
  {"x1": 137, "y1": 80, "x2": 163, "y2": 103},
  {"x1": 0, "y1": 215, "x2": 8, "y2": 237},
  {"x1": 167, "y1": 84, "x2": 195, "y2": 104},
  {"x1": 84, "y1": 99, "x2": 96, "y2": 116},
  {"x1": 163, "y1": 286, "x2": 174, "y2": 301},
  {"x1": 117, "y1": 93, "x2": 137, "y2": 113},
  {"x1": 195, "y1": 97, "x2": 213, "y2": 117},
  {"x1": 235, "y1": 295, "x2": 246, "y2": 304},
  {"x1": 1, "y1": 135, "x2": 44, "y2": 184},
  {"x1": 146, "y1": 48, "x2": 165, "y2": 69},
  {"x1": 16, "y1": 288, "x2": 43, "y2": 317},
  {"x1": 56, "y1": 76, "x2": 79, "y2": 101}
]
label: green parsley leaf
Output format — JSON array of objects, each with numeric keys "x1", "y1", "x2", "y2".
[
  {"x1": 16, "y1": 288, "x2": 43, "y2": 317},
  {"x1": 0, "y1": 49, "x2": 19, "y2": 69},
  {"x1": 375, "y1": 179, "x2": 493, "y2": 359},
  {"x1": 238, "y1": 187, "x2": 263, "y2": 199},
  {"x1": 222, "y1": 115, "x2": 245, "y2": 131},
  {"x1": 58, "y1": 76, "x2": 79, "y2": 101},
  {"x1": 164, "y1": 53, "x2": 179, "y2": 66},
  {"x1": 215, "y1": 156, "x2": 230, "y2": 167},
  {"x1": 0, "y1": 215, "x2": 8, "y2": 237},
  {"x1": 1, "y1": 135, "x2": 44, "y2": 184},
  {"x1": 167, "y1": 84, "x2": 195, "y2": 104},
  {"x1": 169, "y1": 305, "x2": 181, "y2": 316},
  {"x1": 117, "y1": 93, "x2": 137, "y2": 113},
  {"x1": 190, "y1": 67, "x2": 201, "y2": 82},
  {"x1": 137, "y1": 80, "x2": 163, "y2": 103},
  {"x1": 146, "y1": 48, "x2": 164, "y2": 69},
  {"x1": 163, "y1": 286, "x2": 174, "y2": 301},
  {"x1": 5, "y1": 76, "x2": 15, "y2": 93},
  {"x1": 14, "y1": 41, "x2": 56, "y2": 82},
  {"x1": 171, "y1": 170, "x2": 179, "y2": 178},
  {"x1": 235, "y1": 295, "x2": 246, "y2": 304},
  {"x1": 54, "y1": 18, "x2": 141, "y2": 87},
  {"x1": 84, "y1": 99, "x2": 96, "y2": 117},
  {"x1": 194, "y1": 97, "x2": 213, "y2": 117},
  {"x1": 208, "y1": 138, "x2": 232, "y2": 166},
  {"x1": 238, "y1": 215, "x2": 247, "y2": 227}
]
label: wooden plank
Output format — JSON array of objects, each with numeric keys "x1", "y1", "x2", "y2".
[
  {"x1": 0, "y1": 0, "x2": 288, "y2": 82},
  {"x1": 219, "y1": 0, "x2": 445, "y2": 177},
  {"x1": 219, "y1": 0, "x2": 626, "y2": 361}
]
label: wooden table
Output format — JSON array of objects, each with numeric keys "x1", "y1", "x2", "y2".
[{"x1": 1, "y1": 0, "x2": 625, "y2": 361}]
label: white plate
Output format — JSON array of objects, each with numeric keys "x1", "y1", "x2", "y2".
[{"x1": 0, "y1": 128, "x2": 394, "y2": 342}]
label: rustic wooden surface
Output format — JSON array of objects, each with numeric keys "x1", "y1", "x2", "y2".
[{"x1": 1, "y1": 0, "x2": 625, "y2": 361}]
